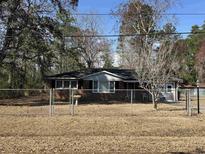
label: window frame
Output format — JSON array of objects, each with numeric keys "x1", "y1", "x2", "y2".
[
  {"x1": 55, "y1": 80, "x2": 63, "y2": 89},
  {"x1": 109, "y1": 81, "x2": 115, "y2": 93},
  {"x1": 92, "y1": 80, "x2": 115, "y2": 93},
  {"x1": 64, "y1": 80, "x2": 70, "y2": 89},
  {"x1": 70, "y1": 80, "x2": 78, "y2": 89},
  {"x1": 166, "y1": 84, "x2": 173, "y2": 93},
  {"x1": 92, "y1": 80, "x2": 99, "y2": 93},
  {"x1": 167, "y1": 85, "x2": 172, "y2": 93},
  {"x1": 55, "y1": 80, "x2": 78, "y2": 89}
]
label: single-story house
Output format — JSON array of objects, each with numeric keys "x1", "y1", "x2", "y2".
[{"x1": 45, "y1": 68, "x2": 182, "y2": 103}]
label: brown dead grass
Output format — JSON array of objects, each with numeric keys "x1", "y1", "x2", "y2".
[{"x1": 0, "y1": 103, "x2": 205, "y2": 153}]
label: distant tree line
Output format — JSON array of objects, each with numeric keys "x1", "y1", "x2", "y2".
[{"x1": 173, "y1": 23, "x2": 205, "y2": 84}]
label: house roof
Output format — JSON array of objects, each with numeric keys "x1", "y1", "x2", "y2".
[
  {"x1": 46, "y1": 68, "x2": 183, "y2": 83},
  {"x1": 170, "y1": 77, "x2": 183, "y2": 83},
  {"x1": 45, "y1": 68, "x2": 138, "y2": 81}
]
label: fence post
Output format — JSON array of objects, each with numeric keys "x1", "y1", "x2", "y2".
[
  {"x1": 189, "y1": 90, "x2": 192, "y2": 116},
  {"x1": 130, "y1": 89, "x2": 134, "y2": 115},
  {"x1": 52, "y1": 89, "x2": 55, "y2": 115},
  {"x1": 70, "y1": 89, "x2": 72, "y2": 115},
  {"x1": 49, "y1": 89, "x2": 52, "y2": 116},
  {"x1": 187, "y1": 90, "x2": 189, "y2": 115},
  {"x1": 185, "y1": 90, "x2": 188, "y2": 110},
  {"x1": 197, "y1": 86, "x2": 200, "y2": 114},
  {"x1": 187, "y1": 90, "x2": 192, "y2": 116},
  {"x1": 131, "y1": 89, "x2": 133, "y2": 104},
  {"x1": 71, "y1": 89, "x2": 74, "y2": 116},
  {"x1": 69, "y1": 88, "x2": 72, "y2": 104}
]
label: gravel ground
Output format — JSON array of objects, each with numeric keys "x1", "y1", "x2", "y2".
[{"x1": 0, "y1": 103, "x2": 205, "y2": 153}]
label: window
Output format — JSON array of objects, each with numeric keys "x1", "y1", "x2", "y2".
[
  {"x1": 110, "y1": 81, "x2": 115, "y2": 93},
  {"x1": 99, "y1": 81, "x2": 109, "y2": 93},
  {"x1": 71, "y1": 81, "x2": 77, "y2": 88},
  {"x1": 93, "y1": 80, "x2": 98, "y2": 93},
  {"x1": 64, "y1": 81, "x2": 70, "y2": 88},
  {"x1": 56, "y1": 80, "x2": 63, "y2": 88},
  {"x1": 167, "y1": 85, "x2": 172, "y2": 93},
  {"x1": 92, "y1": 80, "x2": 115, "y2": 93},
  {"x1": 55, "y1": 80, "x2": 78, "y2": 89}
]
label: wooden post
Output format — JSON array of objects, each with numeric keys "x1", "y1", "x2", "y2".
[{"x1": 75, "y1": 98, "x2": 78, "y2": 106}]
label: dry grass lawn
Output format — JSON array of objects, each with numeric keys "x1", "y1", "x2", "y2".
[{"x1": 0, "y1": 103, "x2": 205, "y2": 153}]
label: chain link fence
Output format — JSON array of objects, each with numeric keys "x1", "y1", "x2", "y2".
[
  {"x1": 0, "y1": 89, "x2": 50, "y2": 116},
  {"x1": 177, "y1": 87, "x2": 205, "y2": 115},
  {"x1": 0, "y1": 88, "x2": 183, "y2": 116}
]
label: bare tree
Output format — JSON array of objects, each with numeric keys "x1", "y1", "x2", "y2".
[
  {"x1": 116, "y1": 0, "x2": 179, "y2": 109},
  {"x1": 71, "y1": 14, "x2": 113, "y2": 68},
  {"x1": 135, "y1": 37, "x2": 179, "y2": 109}
]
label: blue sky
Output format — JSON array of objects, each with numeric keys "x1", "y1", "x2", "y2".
[
  {"x1": 77, "y1": 0, "x2": 205, "y2": 35},
  {"x1": 76, "y1": 0, "x2": 205, "y2": 66},
  {"x1": 76, "y1": 0, "x2": 125, "y2": 34},
  {"x1": 169, "y1": 0, "x2": 205, "y2": 32}
]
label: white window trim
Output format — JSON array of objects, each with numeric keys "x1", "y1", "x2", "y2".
[
  {"x1": 55, "y1": 80, "x2": 78, "y2": 89},
  {"x1": 92, "y1": 80, "x2": 99, "y2": 93},
  {"x1": 109, "y1": 81, "x2": 115, "y2": 93},
  {"x1": 92, "y1": 80, "x2": 115, "y2": 93}
]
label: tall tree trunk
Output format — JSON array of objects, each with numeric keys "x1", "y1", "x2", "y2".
[{"x1": 151, "y1": 93, "x2": 157, "y2": 110}]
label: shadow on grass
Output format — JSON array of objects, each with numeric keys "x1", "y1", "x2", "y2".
[
  {"x1": 0, "y1": 97, "x2": 153, "y2": 106},
  {"x1": 78, "y1": 100, "x2": 152, "y2": 105},
  {"x1": 0, "y1": 100, "x2": 49, "y2": 106},
  {"x1": 155, "y1": 102, "x2": 185, "y2": 112},
  {"x1": 0, "y1": 98, "x2": 49, "y2": 106},
  {"x1": 0, "y1": 112, "x2": 72, "y2": 117},
  {"x1": 0, "y1": 97, "x2": 72, "y2": 106},
  {"x1": 158, "y1": 107, "x2": 186, "y2": 112},
  {"x1": 169, "y1": 147, "x2": 205, "y2": 154}
]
